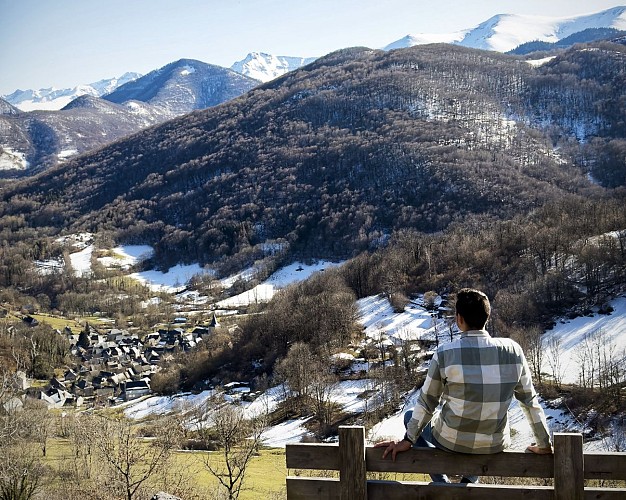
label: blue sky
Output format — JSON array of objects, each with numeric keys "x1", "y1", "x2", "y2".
[{"x1": 0, "y1": 0, "x2": 624, "y2": 94}]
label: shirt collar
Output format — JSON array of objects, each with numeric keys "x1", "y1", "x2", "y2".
[{"x1": 461, "y1": 329, "x2": 490, "y2": 338}]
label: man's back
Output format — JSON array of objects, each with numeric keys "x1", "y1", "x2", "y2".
[
  {"x1": 410, "y1": 330, "x2": 551, "y2": 454},
  {"x1": 377, "y1": 289, "x2": 552, "y2": 468}
]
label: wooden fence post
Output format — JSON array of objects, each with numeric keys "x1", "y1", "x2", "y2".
[
  {"x1": 553, "y1": 432, "x2": 584, "y2": 500},
  {"x1": 339, "y1": 425, "x2": 367, "y2": 500}
]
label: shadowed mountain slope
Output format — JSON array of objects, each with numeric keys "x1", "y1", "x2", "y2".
[
  {"x1": 103, "y1": 59, "x2": 261, "y2": 115},
  {"x1": 1, "y1": 43, "x2": 623, "y2": 266}
]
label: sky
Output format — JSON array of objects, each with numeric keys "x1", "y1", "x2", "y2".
[{"x1": 1, "y1": 0, "x2": 625, "y2": 95}]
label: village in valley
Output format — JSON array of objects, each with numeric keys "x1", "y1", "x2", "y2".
[
  {"x1": 4, "y1": 234, "x2": 344, "y2": 415},
  {"x1": 12, "y1": 312, "x2": 224, "y2": 410}
]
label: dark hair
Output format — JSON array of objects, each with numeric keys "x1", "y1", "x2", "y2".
[{"x1": 455, "y1": 288, "x2": 490, "y2": 329}]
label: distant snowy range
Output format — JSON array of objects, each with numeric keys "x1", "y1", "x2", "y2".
[
  {"x1": 3, "y1": 72, "x2": 142, "y2": 112},
  {"x1": 4, "y1": 6, "x2": 626, "y2": 111},
  {"x1": 385, "y1": 5, "x2": 626, "y2": 51}
]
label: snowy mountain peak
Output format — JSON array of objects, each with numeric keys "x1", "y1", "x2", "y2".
[
  {"x1": 386, "y1": 6, "x2": 626, "y2": 53},
  {"x1": 102, "y1": 58, "x2": 260, "y2": 116},
  {"x1": 89, "y1": 72, "x2": 142, "y2": 95},
  {"x1": 385, "y1": 32, "x2": 464, "y2": 51},
  {"x1": 231, "y1": 52, "x2": 317, "y2": 82}
]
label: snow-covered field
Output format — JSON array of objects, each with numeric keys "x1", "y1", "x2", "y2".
[
  {"x1": 216, "y1": 260, "x2": 343, "y2": 308},
  {"x1": 97, "y1": 245, "x2": 153, "y2": 269},
  {"x1": 358, "y1": 295, "x2": 442, "y2": 343},
  {"x1": 0, "y1": 147, "x2": 29, "y2": 170},
  {"x1": 123, "y1": 390, "x2": 215, "y2": 420},
  {"x1": 541, "y1": 297, "x2": 626, "y2": 385},
  {"x1": 69, "y1": 245, "x2": 94, "y2": 277},
  {"x1": 130, "y1": 263, "x2": 211, "y2": 293},
  {"x1": 57, "y1": 233, "x2": 341, "y2": 302},
  {"x1": 122, "y1": 380, "x2": 380, "y2": 447}
]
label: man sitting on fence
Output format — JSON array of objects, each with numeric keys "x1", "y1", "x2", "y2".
[{"x1": 375, "y1": 288, "x2": 553, "y2": 483}]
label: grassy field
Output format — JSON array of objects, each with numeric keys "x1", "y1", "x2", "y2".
[
  {"x1": 170, "y1": 447, "x2": 287, "y2": 499},
  {"x1": 40, "y1": 438, "x2": 288, "y2": 498},
  {"x1": 5, "y1": 309, "x2": 111, "y2": 333},
  {"x1": 30, "y1": 313, "x2": 84, "y2": 332},
  {"x1": 32, "y1": 312, "x2": 123, "y2": 332},
  {"x1": 40, "y1": 436, "x2": 435, "y2": 499}
]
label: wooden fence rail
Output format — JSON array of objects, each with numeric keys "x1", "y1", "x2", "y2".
[{"x1": 286, "y1": 425, "x2": 626, "y2": 500}]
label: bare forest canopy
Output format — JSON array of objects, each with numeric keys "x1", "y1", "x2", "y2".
[{"x1": 1, "y1": 42, "x2": 626, "y2": 272}]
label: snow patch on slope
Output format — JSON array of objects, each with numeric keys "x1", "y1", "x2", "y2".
[
  {"x1": 0, "y1": 147, "x2": 29, "y2": 170},
  {"x1": 540, "y1": 297, "x2": 626, "y2": 385}
]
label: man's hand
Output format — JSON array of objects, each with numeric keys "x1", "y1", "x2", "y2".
[
  {"x1": 374, "y1": 439, "x2": 412, "y2": 461},
  {"x1": 526, "y1": 443, "x2": 553, "y2": 454}
]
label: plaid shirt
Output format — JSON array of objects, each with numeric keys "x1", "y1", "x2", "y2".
[{"x1": 406, "y1": 330, "x2": 551, "y2": 454}]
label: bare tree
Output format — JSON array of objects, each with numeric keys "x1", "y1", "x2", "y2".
[
  {"x1": 373, "y1": 326, "x2": 392, "y2": 372},
  {"x1": 86, "y1": 414, "x2": 180, "y2": 500},
  {"x1": 0, "y1": 370, "x2": 44, "y2": 500},
  {"x1": 575, "y1": 331, "x2": 596, "y2": 389},
  {"x1": 0, "y1": 370, "x2": 18, "y2": 444},
  {"x1": 606, "y1": 418, "x2": 626, "y2": 452},
  {"x1": 23, "y1": 398, "x2": 52, "y2": 457},
  {"x1": 202, "y1": 401, "x2": 267, "y2": 500},
  {"x1": 397, "y1": 335, "x2": 416, "y2": 379},
  {"x1": 514, "y1": 326, "x2": 544, "y2": 384},
  {"x1": 423, "y1": 291, "x2": 439, "y2": 311},
  {"x1": 0, "y1": 446, "x2": 43, "y2": 500},
  {"x1": 273, "y1": 342, "x2": 314, "y2": 411},
  {"x1": 308, "y1": 359, "x2": 338, "y2": 435},
  {"x1": 546, "y1": 337, "x2": 563, "y2": 388}
]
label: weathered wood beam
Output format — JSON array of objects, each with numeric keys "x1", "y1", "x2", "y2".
[
  {"x1": 554, "y1": 432, "x2": 584, "y2": 500},
  {"x1": 286, "y1": 443, "x2": 339, "y2": 470},
  {"x1": 366, "y1": 446, "x2": 554, "y2": 478},
  {"x1": 367, "y1": 480, "x2": 554, "y2": 500},
  {"x1": 339, "y1": 426, "x2": 367, "y2": 500},
  {"x1": 584, "y1": 452, "x2": 626, "y2": 480},
  {"x1": 286, "y1": 477, "x2": 339, "y2": 499},
  {"x1": 287, "y1": 442, "x2": 554, "y2": 478}
]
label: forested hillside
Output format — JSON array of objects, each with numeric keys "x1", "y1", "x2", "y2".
[{"x1": 1, "y1": 42, "x2": 625, "y2": 270}]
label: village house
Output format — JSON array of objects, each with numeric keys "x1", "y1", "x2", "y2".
[
  {"x1": 22, "y1": 315, "x2": 39, "y2": 327},
  {"x1": 122, "y1": 380, "x2": 151, "y2": 401}
]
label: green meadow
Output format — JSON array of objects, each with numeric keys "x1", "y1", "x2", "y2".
[{"x1": 41, "y1": 438, "x2": 288, "y2": 498}]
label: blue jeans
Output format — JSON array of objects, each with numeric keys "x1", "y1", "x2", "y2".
[{"x1": 403, "y1": 410, "x2": 479, "y2": 484}]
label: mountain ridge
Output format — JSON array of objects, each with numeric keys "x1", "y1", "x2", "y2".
[
  {"x1": 103, "y1": 58, "x2": 260, "y2": 116},
  {"x1": 230, "y1": 52, "x2": 318, "y2": 82},
  {"x1": 3, "y1": 72, "x2": 141, "y2": 112},
  {"x1": 386, "y1": 6, "x2": 626, "y2": 52},
  {"x1": 0, "y1": 60, "x2": 260, "y2": 176},
  {"x1": 6, "y1": 6, "x2": 626, "y2": 108},
  {"x1": 2, "y1": 42, "x2": 621, "y2": 267}
]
